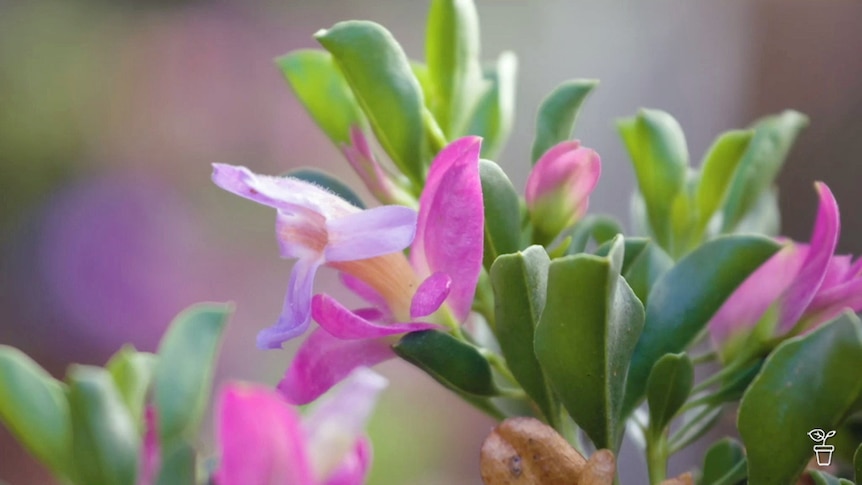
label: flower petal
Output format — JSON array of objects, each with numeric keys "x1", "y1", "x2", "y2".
[
  {"x1": 214, "y1": 383, "x2": 313, "y2": 485},
  {"x1": 303, "y1": 368, "x2": 386, "y2": 482},
  {"x1": 212, "y1": 163, "x2": 354, "y2": 218},
  {"x1": 777, "y1": 182, "x2": 840, "y2": 332},
  {"x1": 411, "y1": 137, "x2": 484, "y2": 321},
  {"x1": 257, "y1": 258, "x2": 322, "y2": 349},
  {"x1": 709, "y1": 242, "x2": 806, "y2": 346},
  {"x1": 278, "y1": 328, "x2": 395, "y2": 405},
  {"x1": 312, "y1": 294, "x2": 438, "y2": 339},
  {"x1": 325, "y1": 205, "x2": 418, "y2": 262},
  {"x1": 410, "y1": 272, "x2": 452, "y2": 319},
  {"x1": 323, "y1": 439, "x2": 372, "y2": 485},
  {"x1": 806, "y1": 276, "x2": 862, "y2": 327},
  {"x1": 340, "y1": 273, "x2": 389, "y2": 312}
]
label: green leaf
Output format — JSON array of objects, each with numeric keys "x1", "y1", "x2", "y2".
[
  {"x1": 287, "y1": 168, "x2": 366, "y2": 209},
  {"x1": 153, "y1": 303, "x2": 231, "y2": 444},
  {"x1": 695, "y1": 130, "x2": 753, "y2": 238},
  {"x1": 733, "y1": 187, "x2": 781, "y2": 237},
  {"x1": 594, "y1": 237, "x2": 673, "y2": 305},
  {"x1": 464, "y1": 51, "x2": 517, "y2": 159},
  {"x1": 67, "y1": 365, "x2": 139, "y2": 485},
  {"x1": 623, "y1": 235, "x2": 780, "y2": 416},
  {"x1": 530, "y1": 79, "x2": 599, "y2": 164},
  {"x1": 425, "y1": 0, "x2": 483, "y2": 136},
  {"x1": 646, "y1": 353, "x2": 693, "y2": 434},
  {"x1": 808, "y1": 470, "x2": 853, "y2": 485},
  {"x1": 720, "y1": 110, "x2": 808, "y2": 232},
  {"x1": 739, "y1": 313, "x2": 862, "y2": 485},
  {"x1": 156, "y1": 441, "x2": 197, "y2": 485},
  {"x1": 0, "y1": 346, "x2": 72, "y2": 479},
  {"x1": 701, "y1": 438, "x2": 747, "y2": 485},
  {"x1": 316, "y1": 21, "x2": 428, "y2": 185},
  {"x1": 490, "y1": 246, "x2": 554, "y2": 420},
  {"x1": 393, "y1": 330, "x2": 496, "y2": 397},
  {"x1": 535, "y1": 235, "x2": 645, "y2": 450},
  {"x1": 480, "y1": 159, "x2": 522, "y2": 269},
  {"x1": 855, "y1": 442, "x2": 862, "y2": 483},
  {"x1": 617, "y1": 109, "x2": 689, "y2": 249},
  {"x1": 276, "y1": 49, "x2": 366, "y2": 146},
  {"x1": 106, "y1": 345, "x2": 156, "y2": 429},
  {"x1": 565, "y1": 214, "x2": 623, "y2": 255}
]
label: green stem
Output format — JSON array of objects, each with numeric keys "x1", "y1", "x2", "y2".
[{"x1": 645, "y1": 431, "x2": 668, "y2": 485}]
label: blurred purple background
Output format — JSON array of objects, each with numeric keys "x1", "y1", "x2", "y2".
[{"x1": 0, "y1": 1, "x2": 860, "y2": 483}]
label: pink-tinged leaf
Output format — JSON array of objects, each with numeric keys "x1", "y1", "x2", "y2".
[
  {"x1": 323, "y1": 439, "x2": 372, "y2": 485},
  {"x1": 410, "y1": 272, "x2": 452, "y2": 319},
  {"x1": 214, "y1": 383, "x2": 313, "y2": 485},
  {"x1": 257, "y1": 258, "x2": 322, "y2": 349},
  {"x1": 777, "y1": 182, "x2": 840, "y2": 332},
  {"x1": 278, "y1": 329, "x2": 395, "y2": 405},
  {"x1": 709, "y1": 242, "x2": 805, "y2": 345},
  {"x1": 212, "y1": 164, "x2": 354, "y2": 219},
  {"x1": 312, "y1": 294, "x2": 438, "y2": 339},
  {"x1": 411, "y1": 137, "x2": 484, "y2": 321},
  {"x1": 325, "y1": 205, "x2": 417, "y2": 262},
  {"x1": 137, "y1": 407, "x2": 160, "y2": 485}
]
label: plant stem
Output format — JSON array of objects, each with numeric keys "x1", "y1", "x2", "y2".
[{"x1": 645, "y1": 431, "x2": 668, "y2": 485}]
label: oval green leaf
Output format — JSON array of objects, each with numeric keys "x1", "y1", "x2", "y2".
[
  {"x1": 464, "y1": 51, "x2": 517, "y2": 159},
  {"x1": 0, "y1": 345, "x2": 72, "y2": 479},
  {"x1": 106, "y1": 345, "x2": 157, "y2": 430},
  {"x1": 695, "y1": 129, "x2": 753, "y2": 238},
  {"x1": 153, "y1": 303, "x2": 231, "y2": 444},
  {"x1": 701, "y1": 438, "x2": 747, "y2": 485},
  {"x1": 617, "y1": 109, "x2": 689, "y2": 249},
  {"x1": 393, "y1": 329, "x2": 496, "y2": 397},
  {"x1": 480, "y1": 159, "x2": 522, "y2": 269},
  {"x1": 67, "y1": 365, "x2": 139, "y2": 485},
  {"x1": 535, "y1": 236, "x2": 645, "y2": 450},
  {"x1": 646, "y1": 352, "x2": 693, "y2": 435},
  {"x1": 623, "y1": 235, "x2": 780, "y2": 416},
  {"x1": 594, "y1": 237, "x2": 673, "y2": 305},
  {"x1": 316, "y1": 21, "x2": 428, "y2": 185},
  {"x1": 530, "y1": 79, "x2": 599, "y2": 164},
  {"x1": 490, "y1": 245, "x2": 553, "y2": 421},
  {"x1": 739, "y1": 312, "x2": 862, "y2": 485},
  {"x1": 276, "y1": 49, "x2": 366, "y2": 147},
  {"x1": 426, "y1": 0, "x2": 483, "y2": 136}
]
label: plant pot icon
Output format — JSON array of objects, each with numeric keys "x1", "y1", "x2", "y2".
[{"x1": 814, "y1": 444, "x2": 834, "y2": 466}]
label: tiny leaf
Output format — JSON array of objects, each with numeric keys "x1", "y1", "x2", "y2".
[
  {"x1": 530, "y1": 79, "x2": 599, "y2": 164},
  {"x1": 106, "y1": 346, "x2": 157, "y2": 429},
  {"x1": 393, "y1": 330, "x2": 496, "y2": 397},
  {"x1": 646, "y1": 352, "x2": 694, "y2": 434},
  {"x1": 480, "y1": 159, "x2": 522, "y2": 269},
  {"x1": 464, "y1": 51, "x2": 517, "y2": 159},
  {"x1": 701, "y1": 438, "x2": 747, "y2": 485},
  {"x1": 317, "y1": 21, "x2": 428, "y2": 185}
]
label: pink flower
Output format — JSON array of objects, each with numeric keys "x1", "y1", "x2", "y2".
[
  {"x1": 525, "y1": 141, "x2": 601, "y2": 240},
  {"x1": 279, "y1": 137, "x2": 485, "y2": 404},
  {"x1": 709, "y1": 182, "x2": 862, "y2": 360},
  {"x1": 214, "y1": 368, "x2": 387, "y2": 485},
  {"x1": 341, "y1": 127, "x2": 413, "y2": 206},
  {"x1": 211, "y1": 164, "x2": 418, "y2": 349}
]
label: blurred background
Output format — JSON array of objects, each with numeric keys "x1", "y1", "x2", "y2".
[{"x1": 0, "y1": 0, "x2": 860, "y2": 483}]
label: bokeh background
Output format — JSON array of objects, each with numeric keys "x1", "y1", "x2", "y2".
[{"x1": 1, "y1": 0, "x2": 861, "y2": 483}]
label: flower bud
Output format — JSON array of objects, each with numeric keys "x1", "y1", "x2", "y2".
[{"x1": 525, "y1": 141, "x2": 601, "y2": 242}]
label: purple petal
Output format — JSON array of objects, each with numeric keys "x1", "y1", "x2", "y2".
[
  {"x1": 302, "y1": 368, "x2": 386, "y2": 481},
  {"x1": 525, "y1": 140, "x2": 601, "y2": 212},
  {"x1": 275, "y1": 211, "x2": 328, "y2": 260},
  {"x1": 806, "y1": 275, "x2": 862, "y2": 327},
  {"x1": 777, "y1": 182, "x2": 840, "y2": 332},
  {"x1": 214, "y1": 383, "x2": 313, "y2": 485},
  {"x1": 411, "y1": 137, "x2": 484, "y2": 321},
  {"x1": 278, "y1": 328, "x2": 395, "y2": 405},
  {"x1": 410, "y1": 272, "x2": 452, "y2": 319},
  {"x1": 709, "y1": 242, "x2": 806, "y2": 346},
  {"x1": 257, "y1": 258, "x2": 321, "y2": 349},
  {"x1": 325, "y1": 205, "x2": 417, "y2": 262},
  {"x1": 323, "y1": 439, "x2": 372, "y2": 485},
  {"x1": 212, "y1": 163, "x2": 355, "y2": 219},
  {"x1": 312, "y1": 294, "x2": 438, "y2": 339}
]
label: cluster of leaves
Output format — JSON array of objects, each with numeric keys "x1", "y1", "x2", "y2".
[
  {"x1": 0, "y1": 304, "x2": 231, "y2": 485},
  {"x1": 273, "y1": 0, "x2": 862, "y2": 483}
]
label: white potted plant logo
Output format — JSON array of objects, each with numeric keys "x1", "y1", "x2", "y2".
[{"x1": 808, "y1": 428, "x2": 837, "y2": 466}]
